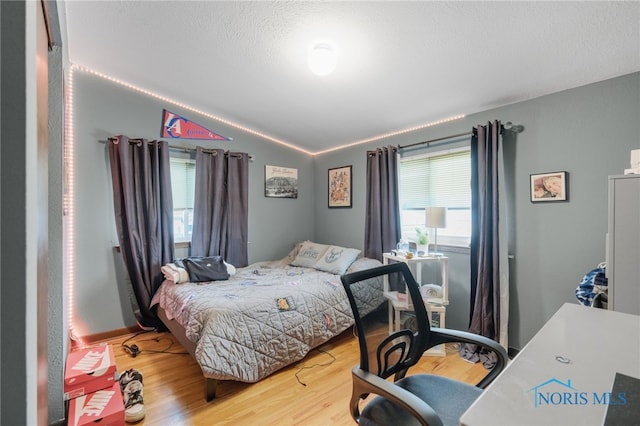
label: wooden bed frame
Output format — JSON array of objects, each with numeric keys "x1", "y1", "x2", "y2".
[{"x1": 156, "y1": 306, "x2": 218, "y2": 401}]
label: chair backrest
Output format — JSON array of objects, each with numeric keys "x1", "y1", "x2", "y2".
[{"x1": 341, "y1": 262, "x2": 432, "y2": 380}]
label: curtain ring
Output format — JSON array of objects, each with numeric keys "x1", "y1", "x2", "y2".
[{"x1": 201, "y1": 148, "x2": 217, "y2": 155}]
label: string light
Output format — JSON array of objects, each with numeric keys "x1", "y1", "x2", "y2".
[
  {"x1": 313, "y1": 114, "x2": 466, "y2": 156},
  {"x1": 64, "y1": 66, "x2": 78, "y2": 340},
  {"x1": 71, "y1": 64, "x2": 314, "y2": 156},
  {"x1": 64, "y1": 63, "x2": 465, "y2": 339},
  {"x1": 71, "y1": 63, "x2": 465, "y2": 157}
]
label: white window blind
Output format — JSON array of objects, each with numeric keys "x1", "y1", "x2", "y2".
[
  {"x1": 398, "y1": 148, "x2": 471, "y2": 247},
  {"x1": 399, "y1": 149, "x2": 470, "y2": 210},
  {"x1": 170, "y1": 157, "x2": 195, "y2": 241},
  {"x1": 170, "y1": 158, "x2": 195, "y2": 210}
]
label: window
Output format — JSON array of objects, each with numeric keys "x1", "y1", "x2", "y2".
[
  {"x1": 398, "y1": 147, "x2": 471, "y2": 248},
  {"x1": 170, "y1": 157, "x2": 195, "y2": 242}
]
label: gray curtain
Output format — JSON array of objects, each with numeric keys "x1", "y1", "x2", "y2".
[
  {"x1": 108, "y1": 136, "x2": 174, "y2": 329},
  {"x1": 364, "y1": 145, "x2": 401, "y2": 261},
  {"x1": 461, "y1": 120, "x2": 508, "y2": 367},
  {"x1": 191, "y1": 147, "x2": 249, "y2": 267}
]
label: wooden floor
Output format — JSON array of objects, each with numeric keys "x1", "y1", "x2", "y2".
[{"x1": 99, "y1": 326, "x2": 489, "y2": 425}]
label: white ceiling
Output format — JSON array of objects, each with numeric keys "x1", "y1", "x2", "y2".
[{"x1": 62, "y1": 1, "x2": 640, "y2": 154}]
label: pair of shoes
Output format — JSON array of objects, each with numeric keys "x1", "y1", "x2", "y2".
[{"x1": 118, "y1": 368, "x2": 145, "y2": 423}]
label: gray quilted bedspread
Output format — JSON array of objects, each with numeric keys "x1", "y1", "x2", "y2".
[{"x1": 153, "y1": 257, "x2": 383, "y2": 382}]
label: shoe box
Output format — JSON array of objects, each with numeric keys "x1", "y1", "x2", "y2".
[
  {"x1": 67, "y1": 382, "x2": 125, "y2": 426},
  {"x1": 64, "y1": 344, "x2": 117, "y2": 400}
]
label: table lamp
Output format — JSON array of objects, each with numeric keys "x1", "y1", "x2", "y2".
[{"x1": 426, "y1": 207, "x2": 447, "y2": 256}]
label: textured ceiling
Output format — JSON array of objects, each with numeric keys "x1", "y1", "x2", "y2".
[{"x1": 62, "y1": 1, "x2": 640, "y2": 154}]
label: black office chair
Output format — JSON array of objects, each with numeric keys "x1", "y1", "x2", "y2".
[{"x1": 340, "y1": 262, "x2": 508, "y2": 426}]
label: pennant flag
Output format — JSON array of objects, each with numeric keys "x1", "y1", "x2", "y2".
[{"x1": 161, "y1": 109, "x2": 232, "y2": 141}]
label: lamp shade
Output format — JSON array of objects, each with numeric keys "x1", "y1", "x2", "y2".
[{"x1": 425, "y1": 207, "x2": 447, "y2": 229}]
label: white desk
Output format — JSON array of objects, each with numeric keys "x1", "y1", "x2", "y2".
[{"x1": 460, "y1": 303, "x2": 640, "y2": 426}]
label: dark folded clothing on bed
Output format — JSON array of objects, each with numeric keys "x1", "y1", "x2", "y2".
[{"x1": 175, "y1": 256, "x2": 230, "y2": 282}]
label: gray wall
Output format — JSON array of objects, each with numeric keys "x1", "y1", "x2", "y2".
[
  {"x1": 72, "y1": 71, "x2": 315, "y2": 335},
  {"x1": 314, "y1": 72, "x2": 640, "y2": 349},
  {"x1": 72, "y1": 68, "x2": 639, "y2": 349}
]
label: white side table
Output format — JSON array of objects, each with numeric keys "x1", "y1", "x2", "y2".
[{"x1": 382, "y1": 253, "x2": 449, "y2": 356}]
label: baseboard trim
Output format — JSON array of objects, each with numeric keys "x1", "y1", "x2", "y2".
[{"x1": 71, "y1": 325, "x2": 142, "y2": 349}]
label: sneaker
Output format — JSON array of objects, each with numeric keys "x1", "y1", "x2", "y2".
[
  {"x1": 118, "y1": 368, "x2": 143, "y2": 392},
  {"x1": 122, "y1": 380, "x2": 145, "y2": 423},
  {"x1": 119, "y1": 369, "x2": 145, "y2": 423}
]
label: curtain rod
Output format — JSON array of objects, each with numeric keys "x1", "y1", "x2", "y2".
[
  {"x1": 397, "y1": 131, "x2": 473, "y2": 150},
  {"x1": 105, "y1": 137, "x2": 253, "y2": 160},
  {"x1": 397, "y1": 121, "x2": 513, "y2": 151}
]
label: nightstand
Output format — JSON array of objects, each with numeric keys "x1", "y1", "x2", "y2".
[{"x1": 382, "y1": 252, "x2": 449, "y2": 355}]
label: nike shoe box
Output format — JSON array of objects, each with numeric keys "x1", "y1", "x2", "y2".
[
  {"x1": 67, "y1": 382, "x2": 125, "y2": 426},
  {"x1": 64, "y1": 344, "x2": 117, "y2": 400}
]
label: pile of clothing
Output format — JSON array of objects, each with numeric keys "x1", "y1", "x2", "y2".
[
  {"x1": 161, "y1": 256, "x2": 236, "y2": 283},
  {"x1": 575, "y1": 262, "x2": 608, "y2": 308}
]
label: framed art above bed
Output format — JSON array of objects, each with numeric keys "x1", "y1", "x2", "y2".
[{"x1": 328, "y1": 165, "x2": 352, "y2": 208}]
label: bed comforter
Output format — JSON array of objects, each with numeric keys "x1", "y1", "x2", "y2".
[{"x1": 151, "y1": 257, "x2": 383, "y2": 382}]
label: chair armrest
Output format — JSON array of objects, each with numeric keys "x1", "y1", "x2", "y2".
[
  {"x1": 427, "y1": 328, "x2": 508, "y2": 388},
  {"x1": 352, "y1": 367, "x2": 443, "y2": 426}
]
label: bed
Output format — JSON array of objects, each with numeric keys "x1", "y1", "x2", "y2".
[{"x1": 151, "y1": 247, "x2": 384, "y2": 401}]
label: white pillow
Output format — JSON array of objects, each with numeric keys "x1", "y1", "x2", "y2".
[
  {"x1": 313, "y1": 245, "x2": 361, "y2": 275},
  {"x1": 291, "y1": 241, "x2": 329, "y2": 268},
  {"x1": 224, "y1": 261, "x2": 236, "y2": 276}
]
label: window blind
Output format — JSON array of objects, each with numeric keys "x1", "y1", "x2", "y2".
[
  {"x1": 170, "y1": 158, "x2": 196, "y2": 210},
  {"x1": 399, "y1": 150, "x2": 471, "y2": 210}
]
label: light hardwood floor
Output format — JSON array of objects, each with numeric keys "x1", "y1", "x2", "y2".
[{"x1": 97, "y1": 326, "x2": 489, "y2": 425}]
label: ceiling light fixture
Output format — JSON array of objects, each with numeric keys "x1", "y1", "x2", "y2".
[{"x1": 308, "y1": 41, "x2": 338, "y2": 76}]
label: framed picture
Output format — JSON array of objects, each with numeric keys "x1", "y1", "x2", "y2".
[
  {"x1": 530, "y1": 171, "x2": 568, "y2": 202},
  {"x1": 328, "y1": 165, "x2": 352, "y2": 208},
  {"x1": 265, "y1": 165, "x2": 298, "y2": 198}
]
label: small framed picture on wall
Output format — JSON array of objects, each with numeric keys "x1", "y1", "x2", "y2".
[
  {"x1": 265, "y1": 165, "x2": 298, "y2": 199},
  {"x1": 328, "y1": 165, "x2": 352, "y2": 208},
  {"x1": 530, "y1": 171, "x2": 569, "y2": 202}
]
